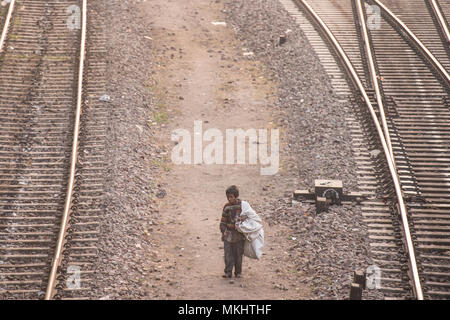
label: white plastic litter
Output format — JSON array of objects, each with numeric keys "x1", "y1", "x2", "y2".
[
  {"x1": 211, "y1": 21, "x2": 227, "y2": 26},
  {"x1": 236, "y1": 201, "x2": 264, "y2": 259},
  {"x1": 99, "y1": 94, "x2": 110, "y2": 102}
]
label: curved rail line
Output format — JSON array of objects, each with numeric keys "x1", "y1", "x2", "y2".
[
  {"x1": 0, "y1": 0, "x2": 15, "y2": 54},
  {"x1": 296, "y1": 0, "x2": 450, "y2": 299},
  {"x1": 45, "y1": 0, "x2": 87, "y2": 300},
  {"x1": 370, "y1": 0, "x2": 450, "y2": 86},
  {"x1": 364, "y1": 0, "x2": 450, "y2": 299},
  {"x1": 355, "y1": 0, "x2": 394, "y2": 164},
  {"x1": 297, "y1": 0, "x2": 424, "y2": 300},
  {"x1": 438, "y1": 2, "x2": 450, "y2": 45},
  {"x1": 430, "y1": 0, "x2": 450, "y2": 44}
]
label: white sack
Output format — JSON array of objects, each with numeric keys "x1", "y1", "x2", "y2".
[
  {"x1": 236, "y1": 201, "x2": 264, "y2": 259},
  {"x1": 243, "y1": 228, "x2": 264, "y2": 259}
]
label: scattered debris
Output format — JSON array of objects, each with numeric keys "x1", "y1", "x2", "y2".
[
  {"x1": 135, "y1": 125, "x2": 143, "y2": 134},
  {"x1": 369, "y1": 149, "x2": 381, "y2": 158},
  {"x1": 99, "y1": 94, "x2": 111, "y2": 102},
  {"x1": 156, "y1": 189, "x2": 166, "y2": 199}
]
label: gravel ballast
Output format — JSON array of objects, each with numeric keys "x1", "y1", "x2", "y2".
[{"x1": 91, "y1": 0, "x2": 163, "y2": 299}]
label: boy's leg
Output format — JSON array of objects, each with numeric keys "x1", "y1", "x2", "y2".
[
  {"x1": 223, "y1": 241, "x2": 234, "y2": 277},
  {"x1": 234, "y1": 240, "x2": 245, "y2": 276}
]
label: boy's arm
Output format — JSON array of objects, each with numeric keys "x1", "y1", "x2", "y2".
[{"x1": 220, "y1": 206, "x2": 229, "y2": 234}]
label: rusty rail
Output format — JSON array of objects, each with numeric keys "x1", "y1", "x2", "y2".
[
  {"x1": 371, "y1": 0, "x2": 450, "y2": 87},
  {"x1": 296, "y1": 0, "x2": 424, "y2": 300},
  {"x1": 429, "y1": 0, "x2": 450, "y2": 45},
  {"x1": 0, "y1": 0, "x2": 15, "y2": 53},
  {"x1": 45, "y1": 0, "x2": 88, "y2": 300}
]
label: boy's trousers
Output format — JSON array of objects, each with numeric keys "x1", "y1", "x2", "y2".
[{"x1": 224, "y1": 240, "x2": 245, "y2": 276}]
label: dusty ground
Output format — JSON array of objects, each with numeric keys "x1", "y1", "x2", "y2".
[{"x1": 140, "y1": 0, "x2": 311, "y2": 299}]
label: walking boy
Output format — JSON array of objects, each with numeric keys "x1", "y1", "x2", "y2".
[{"x1": 220, "y1": 185, "x2": 245, "y2": 278}]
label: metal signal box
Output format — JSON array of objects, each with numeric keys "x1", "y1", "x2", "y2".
[{"x1": 314, "y1": 179, "x2": 343, "y2": 205}]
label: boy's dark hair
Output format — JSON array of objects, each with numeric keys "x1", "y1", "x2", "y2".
[{"x1": 226, "y1": 185, "x2": 239, "y2": 198}]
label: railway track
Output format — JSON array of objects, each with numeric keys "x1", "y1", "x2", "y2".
[
  {"x1": 281, "y1": 0, "x2": 450, "y2": 299},
  {"x1": 0, "y1": 0, "x2": 106, "y2": 299},
  {"x1": 1, "y1": 0, "x2": 447, "y2": 301}
]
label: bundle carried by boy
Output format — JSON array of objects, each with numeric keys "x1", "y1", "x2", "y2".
[{"x1": 235, "y1": 201, "x2": 264, "y2": 260}]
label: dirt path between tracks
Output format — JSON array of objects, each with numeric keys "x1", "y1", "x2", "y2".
[{"x1": 141, "y1": 0, "x2": 311, "y2": 299}]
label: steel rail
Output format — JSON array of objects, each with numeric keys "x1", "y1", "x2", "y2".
[
  {"x1": 45, "y1": 0, "x2": 87, "y2": 300},
  {"x1": 429, "y1": 0, "x2": 450, "y2": 45},
  {"x1": 355, "y1": 0, "x2": 394, "y2": 165},
  {"x1": 0, "y1": 0, "x2": 15, "y2": 53},
  {"x1": 296, "y1": 0, "x2": 424, "y2": 300},
  {"x1": 371, "y1": 0, "x2": 450, "y2": 87}
]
